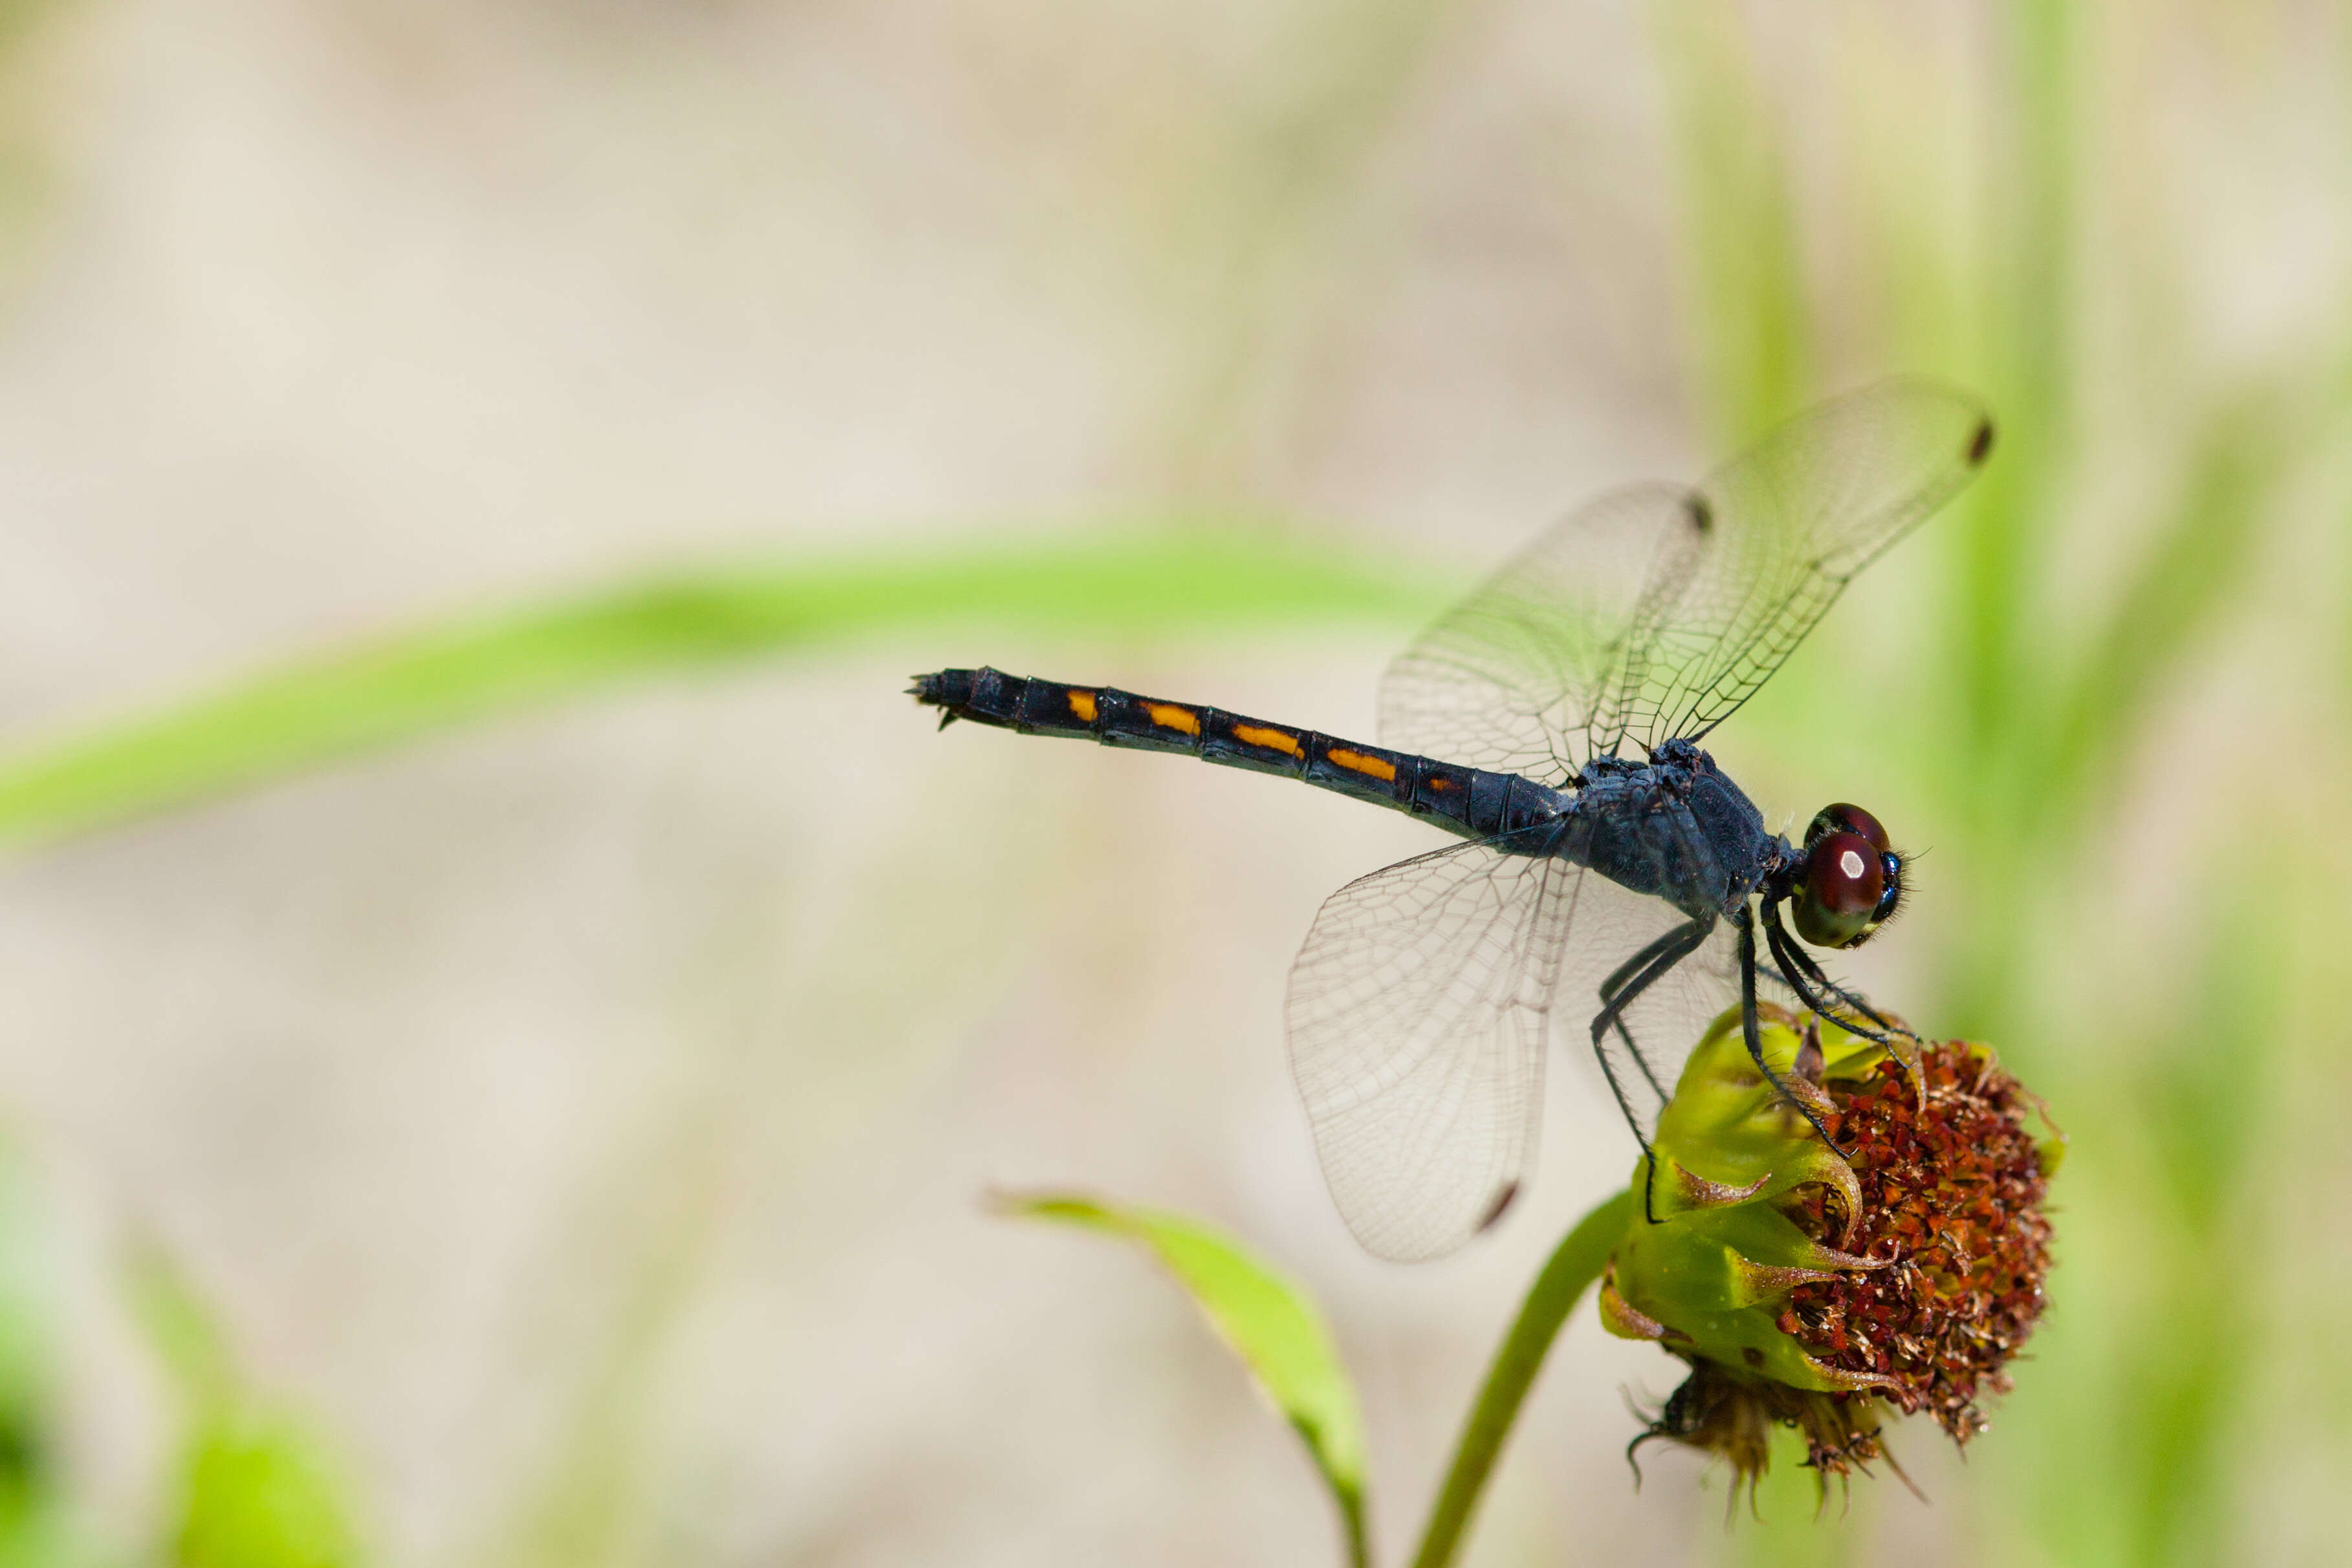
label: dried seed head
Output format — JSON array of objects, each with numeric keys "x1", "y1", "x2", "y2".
[{"x1": 1602, "y1": 1006, "x2": 2059, "y2": 1496}]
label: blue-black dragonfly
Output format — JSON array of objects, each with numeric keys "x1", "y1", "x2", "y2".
[{"x1": 915, "y1": 381, "x2": 1993, "y2": 1260}]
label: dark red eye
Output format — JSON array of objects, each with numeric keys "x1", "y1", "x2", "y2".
[
  {"x1": 1807, "y1": 801, "x2": 1889, "y2": 854},
  {"x1": 1794, "y1": 831, "x2": 1885, "y2": 948}
]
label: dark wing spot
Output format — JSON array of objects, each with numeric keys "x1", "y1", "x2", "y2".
[
  {"x1": 1685, "y1": 493, "x2": 1714, "y2": 535},
  {"x1": 1477, "y1": 1181, "x2": 1521, "y2": 1232},
  {"x1": 1968, "y1": 417, "x2": 1996, "y2": 465},
  {"x1": 1742, "y1": 1346, "x2": 1766, "y2": 1369}
]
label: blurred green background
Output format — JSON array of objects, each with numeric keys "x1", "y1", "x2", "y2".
[{"x1": 0, "y1": 1, "x2": 2342, "y2": 1563}]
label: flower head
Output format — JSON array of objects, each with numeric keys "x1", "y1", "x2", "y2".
[{"x1": 1600, "y1": 1004, "x2": 2058, "y2": 1496}]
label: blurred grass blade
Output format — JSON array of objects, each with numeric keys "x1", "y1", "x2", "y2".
[
  {"x1": 1957, "y1": 0, "x2": 2078, "y2": 757},
  {"x1": 1156, "y1": 0, "x2": 1459, "y2": 488},
  {"x1": 130, "y1": 1241, "x2": 365, "y2": 1568},
  {"x1": 0, "y1": 532, "x2": 1439, "y2": 851},
  {"x1": 2044, "y1": 397, "x2": 2285, "y2": 815},
  {"x1": 1648, "y1": 0, "x2": 1811, "y2": 444},
  {"x1": 127, "y1": 1239, "x2": 237, "y2": 1415},
  {"x1": 998, "y1": 1192, "x2": 1369, "y2": 1568}
]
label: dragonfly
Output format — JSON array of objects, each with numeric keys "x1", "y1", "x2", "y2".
[{"x1": 913, "y1": 380, "x2": 1994, "y2": 1261}]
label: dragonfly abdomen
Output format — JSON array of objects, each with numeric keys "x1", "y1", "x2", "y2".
[{"x1": 912, "y1": 667, "x2": 1554, "y2": 838}]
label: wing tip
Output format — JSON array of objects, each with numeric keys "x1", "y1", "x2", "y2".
[{"x1": 1967, "y1": 415, "x2": 1996, "y2": 468}]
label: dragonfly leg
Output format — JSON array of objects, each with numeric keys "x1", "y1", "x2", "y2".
[
  {"x1": 1762, "y1": 904, "x2": 1925, "y2": 1099},
  {"x1": 1761, "y1": 910, "x2": 1891, "y2": 1043},
  {"x1": 1596, "y1": 925, "x2": 1704, "y2": 1102},
  {"x1": 1760, "y1": 899, "x2": 1907, "y2": 1042},
  {"x1": 1589, "y1": 917, "x2": 1713, "y2": 1221},
  {"x1": 1737, "y1": 913, "x2": 1850, "y2": 1159}
]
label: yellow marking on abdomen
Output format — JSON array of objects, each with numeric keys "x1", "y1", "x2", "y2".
[
  {"x1": 1325, "y1": 747, "x2": 1397, "y2": 782},
  {"x1": 1232, "y1": 723, "x2": 1302, "y2": 757},
  {"x1": 1144, "y1": 702, "x2": 1201, "y2": 736},
  {"x1": 1067, "y1": 689, "x2": 1098, "y2": 722}
]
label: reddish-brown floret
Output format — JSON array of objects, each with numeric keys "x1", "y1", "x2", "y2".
[{"x1": 1780, "y1": 1037, "x2": 2055, "y2": 1446}]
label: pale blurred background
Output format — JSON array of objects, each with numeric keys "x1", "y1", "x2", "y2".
[{"x1": 0, "y1": 2, "x2": 2344, "y2": 1565}]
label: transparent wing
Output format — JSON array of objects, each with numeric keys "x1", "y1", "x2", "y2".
[
  {"x1": 1284, "y1": 828, "x2": 1747, "y2": 1261},
  {"x1": 1378, "y1": 483, "x2": 1705, "y2": 777},
  {"x1": 1647, "y1": 380, "x2": 1992, "y2": 743},
  {"x1": 1285, "y1": 839, "x2": 1573, "y2": 1263},
  {"x1": 1379, "y1": 380, "x2": 1992, "y2": 772}
]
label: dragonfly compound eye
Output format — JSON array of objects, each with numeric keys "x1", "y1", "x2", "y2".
[
  {"x1": 1795, "y1": 831, "x2": 1885, "y2": 948},
  {"x1": 1805, "y1": 801, "x2": 1889, "y2": 853}
]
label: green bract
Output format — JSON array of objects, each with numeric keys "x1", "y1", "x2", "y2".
[{"x1": 1600, "y1": 1005, "x2": 1895, "y2": 1397}]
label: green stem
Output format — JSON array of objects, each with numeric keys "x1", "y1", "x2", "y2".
[
  {"x1": 1409, "y1": 1190, "x2": 1631, "y2": 1568},
  {"x1": 1340, "y1": 1483, "x2": 1368, "y2": 1568}
]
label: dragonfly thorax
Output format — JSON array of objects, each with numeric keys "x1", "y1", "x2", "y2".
[{"x1": 1547, "y1": 743, "x2": 1775, "y2": 923}]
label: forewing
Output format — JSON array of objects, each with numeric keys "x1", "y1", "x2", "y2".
[
  {"x1": 1285, "y1": 839, "x2": 1575, "y2": 1262},
  {"x1": 1640, "y1": 379, "x2": 1993, "y2": 744},
  {"x1": 1378, "y1": 484, "x2": 1708, "y2": 778},
  {"x1": 1378, "y1": 380, "x2": 1992, "y2": 771}
]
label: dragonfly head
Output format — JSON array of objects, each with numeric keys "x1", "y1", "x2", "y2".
[{"x1": 1792, "y1": 803, "x2": 1904, "y2": 948}]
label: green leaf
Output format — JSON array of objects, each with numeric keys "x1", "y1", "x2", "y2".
[
  {"x1": 130, "y1": 1241, "x2": 365, "y2": 1568},
  {"x1": 998, "y1": 1192, "x2": 1369, "y2": 1567},
  {"x1": 175, "y1": 1415, "x2": 363, "y2": 1568},
  {"x1": 0, "y1": 530, "x2": 1440, "y2": 852},
  {"x1": 0, "y1": 1145, "x2": 72, "y2": 1568}
]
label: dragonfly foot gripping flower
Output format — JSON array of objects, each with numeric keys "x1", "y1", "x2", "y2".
[{"x1": 1602, "y1": 1004, "x2": 2058, "y2": 1497}]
